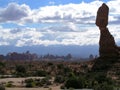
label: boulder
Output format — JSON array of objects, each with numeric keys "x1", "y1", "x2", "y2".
[{"x1": 96, "y1": 3, "x2": 109, "y2": 27}]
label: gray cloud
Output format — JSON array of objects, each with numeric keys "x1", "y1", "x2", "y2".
[
  {"x1": 0, "y1": 3, "x2": 29, "y2": 22},
  {"x1": 0, "y1": 1, "x2": 120, "y2": 25}
]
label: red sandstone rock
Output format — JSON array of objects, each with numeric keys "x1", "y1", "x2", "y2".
[
  {"x1": 96, "y1": 3, "x2": 119, "y2": 57},
  {"x1": 96, "y1": 3, "x2": 109, "y2": 27},
  {"x1": 99, "y1": 28, "x2": 119, "y2": 57}
]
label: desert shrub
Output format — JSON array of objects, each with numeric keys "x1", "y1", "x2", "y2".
[
  {"x1": 67, "y1": 72, "x2": 76, "y2": 78},
  {"x1": 15, "y1": 65, "x2": 27, "y2": 77},
  {"x1": 47, "y1": 62, "x2": 53, "y2": 66},
  {"x1": 0, "y1": 85, "x2": 5, "y2": 90},
  {"x1": 35, "y1": 70, "x2": 48, "y2": 76},
  {"x1": 54, "y1": 75, "x2": 65, "y2": 83},
  {"x1": 36, "y1": 82, "x2": 43, "y2": 87},
  {"x1": 65, "y1": 76, "x2": 85, "y2": 89},
  {"x1": 64, "y1": 67, "x2": 72, "y2": 74},
  {"x1": 25, "y1": 78, "x2": 36, "y2": 88},
  {"x1": 116, "y1": 71, "x2": 120, "y2": 75},
  {"x1": 57, "y1": 64, "x2": 64, "y2": 69},
  {"x1": 34, "y1": 79, "x2": 41, "y2": 87},
  {"x1": 0, "y1": 62, "x2": 5, "y2": 67},
  {"x1": 26, "y1": 82, "x2": 36, "y2": 88},
  {"x1": 16, "y1": 65, "x2": 26, "y2": 73},
  {"x1": 94, "y1": 74, "x2": 114, "y2": 85},
  {"x1": 5, "y1": 82, "x2": 13, "y2": 87},
  {"x1": 41, "y1": 78, "x2": 48, "y2": 85},
  {"x1": 93, "y1": 82, "x2": 114, "y2": 90}
]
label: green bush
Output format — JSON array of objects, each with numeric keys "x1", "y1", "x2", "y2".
[
  {"x1": 6, "y1": 83, "x2": 13, "y2": 87},
  {"x1": 26, "y1": 82, "x2": 36, "y2": 88},
  {"x1": 54, "y1": 75, "x2": 65, "y2": 83},
  {"x1": 57, "y1": 64, "x2": 64, "y2": 69},
  {"x1": 35, "y1": 70, "x2": 48, "y2": 76},
  {"x1": 25, "y1": 78, "x2": 36, "y2": 88},
  {"x1": 93, "y1": 83, "x2": 114, "y2": 90},
  {"x1": 15, "y1": 65, "x2": 27, "y2": 77},
  {"x1": 65, "y1": 76, "x2": 85, "y2": 89},
  {"x1": 94, "y1": 74, "x2": 114, "y2": 85},
  {"x1": 41, "y1": 78, "x2": 48, "y2": 85}
]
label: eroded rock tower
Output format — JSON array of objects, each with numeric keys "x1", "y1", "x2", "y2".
[{"x1": 96, "y1": 3, "x2": 120, "y2": 58}]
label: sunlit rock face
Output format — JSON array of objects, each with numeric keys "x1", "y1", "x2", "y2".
[{"x1": 96, "y1": 3, "x2": 119, "y2": 58}]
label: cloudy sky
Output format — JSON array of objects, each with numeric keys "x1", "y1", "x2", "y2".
[{"x1": 0, "y1": 0, "x2": 120, "y2": 56}]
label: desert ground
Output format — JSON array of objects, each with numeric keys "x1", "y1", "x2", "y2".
[
  {"x1": 6, "y1": 86, "x2": 61, "y2": 90},
  {"x1": 0, "y1": 77, "x2": 61, "y2": 90}
]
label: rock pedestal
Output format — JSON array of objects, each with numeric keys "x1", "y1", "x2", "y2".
[
  {"x1": 96, "y1": 3, "x2": 119, "y2": 58},
  {"x1": 91, "y1": 3, "x2": 120, "y2": 85},
  {"x1": 99, "y1": 27, "x2": 119, "y2": 57}
]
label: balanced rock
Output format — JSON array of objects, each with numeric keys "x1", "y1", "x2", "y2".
[
  {"x1": 96, "y1": 3, "x2": 119, "y2": 57},
  {"x1": 91, "y1": 3, "x2": 120, "y2": 85},
  {"x1": 96, "y1": 3, "x2": 109, "y2": 27}
]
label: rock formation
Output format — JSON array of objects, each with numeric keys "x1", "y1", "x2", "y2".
[
  {"x1": 96, "y1": 3, "x2": 120, "y2": 58},
  {"x1": 91, "y1": 3, "x2": 120, "y2": 85},
  {"x1": 96, "y1": 3, "x2": 109, "y2": 27}
]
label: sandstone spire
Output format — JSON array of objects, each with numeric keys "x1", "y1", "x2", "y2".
[
  {"x1": 96, "y1": 3, "x2": 119, "y2": 58},
  {"x1": 92, "y1": 3, "x2": 120, "y2": 85}
]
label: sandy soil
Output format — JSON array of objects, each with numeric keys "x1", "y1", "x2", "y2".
[
  {"x1": 6, "y1": 86, "x2": 61, "y2": 90},
  {"x1": 0, "y1": 77, "x2": 44, "y2": 86},
  {"x1": 6, "y1": 88, "x2": 45, "y2": 90},
  {"x1": 0, "y1": 77, "x2": 61, "y2": 90}
]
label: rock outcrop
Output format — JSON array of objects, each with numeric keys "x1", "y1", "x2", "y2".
[
  {"x1": 91, "y1": 3, "x2": 120, "y2": 85},
  {"x1": 96, "y1": 3, "x2": 120, "y2": 58}
]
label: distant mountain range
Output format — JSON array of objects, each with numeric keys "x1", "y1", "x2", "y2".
[{"x1": 0, "y1": 45, "x2": 99, "y2": 58}]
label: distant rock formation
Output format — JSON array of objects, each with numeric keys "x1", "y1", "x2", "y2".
[{"x1": 96, "y1": 3, "x2": 120, "y2": 58}]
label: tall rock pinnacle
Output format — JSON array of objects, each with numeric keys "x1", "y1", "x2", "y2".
[
  {"x1": 92, "y1": 4, "x2": 120, "y2": 85},
  {"x1": 96, "y1": 3, "x2": 119, "y2": 58}
]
